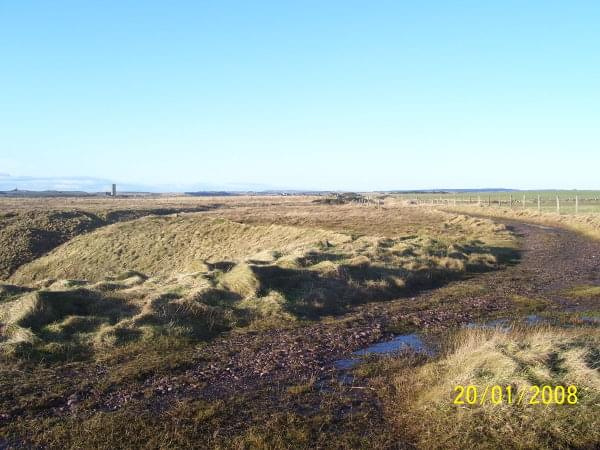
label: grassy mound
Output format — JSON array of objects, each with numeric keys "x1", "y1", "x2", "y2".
[
  {"x1": 9, "y1": 215, "x2": 351, "y2": 284},
  {"x1": 0, "y1": 206, "x2": 220, "y2": 281},
  {"x1": 0, "y1": 210, "x2": 102, "y2": 279},
  {"x1": 383, "y1": 327, "x2": 600, "y2": 449}
]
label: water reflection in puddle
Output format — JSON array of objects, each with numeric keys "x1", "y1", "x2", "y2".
[
  {"x1": 334, "y1": 333, "x2": 432, "y2": 371},
  {"x1": 353, "y1": 333, "x2": 431, "y2": 356},
  {"x1": 526, "y1": 314, "x2": 543, "y2": 324},
  {"x1": 466, "y1": 318, "x2": 510, "y2": 330}
]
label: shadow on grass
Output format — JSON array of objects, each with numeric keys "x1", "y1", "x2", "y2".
[
  {"x1": 248, "y1": 241, "x2": 522, "y2": 320},
  {"x1": 251, "y1": 264, "x2": 453, "y2": 320}
]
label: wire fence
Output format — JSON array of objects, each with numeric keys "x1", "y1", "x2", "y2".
[{"x1": 407, "y1": 193, "x2": 600, "y2": 215}]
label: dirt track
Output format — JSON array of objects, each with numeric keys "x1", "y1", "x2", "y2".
[{"x1": 485, "y1": 220, "x2": 600, "y2": 302}]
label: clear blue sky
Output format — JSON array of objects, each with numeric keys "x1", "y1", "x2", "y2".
[{"x1": 1, "y1": 1, "x2": 599, "y2": 191}]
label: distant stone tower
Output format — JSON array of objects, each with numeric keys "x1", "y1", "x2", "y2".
[{"x1": 111, "y1": 184, "x2": 117, "y2": 197}]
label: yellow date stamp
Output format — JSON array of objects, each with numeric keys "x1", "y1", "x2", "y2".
[{"x1": 453, "y1": 385, "x2": 578, "y2": 406}]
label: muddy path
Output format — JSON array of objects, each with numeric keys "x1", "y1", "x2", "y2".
[
  {"x1": 4, "y1": 218, "x2": 600, "y2": 438},
  {"x1": 479, "y1": 220, "x2": 600, "y2": 302}
]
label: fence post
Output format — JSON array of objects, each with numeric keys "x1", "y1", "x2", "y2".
[
  {"x1": 575, "y1": 195, "x2": 579, "y2": 214},
  {"x1": 509, "y1": 194, "x2": 513, "y2": 208},
  {"x1": 522, "y1": 194, "x2": 526, "y2": 209},
  {"x1": 537, "y1": 195, "x2": 541, "y2": 213},
  {"x1": 556, "y1": 196, "x2": 560, "y2": 214}
]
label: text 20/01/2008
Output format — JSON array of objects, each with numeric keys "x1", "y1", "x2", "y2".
[{"x1": 453, "y1": 385, "x2": 578, "y2": 406}]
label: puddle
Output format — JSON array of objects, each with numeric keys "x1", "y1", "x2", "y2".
[
  {"x1": 526, "y1": 314, "x2": 544, "y2": 324},
  {"x1": 466, "y1": 318, "x2": 511, "y2": 330},
  {"x1": 353, "y1": 333, "x2": 431, "y2": 356},
  {"x1": 333, "y1": 333, "x2": 433, "y2": 373}
]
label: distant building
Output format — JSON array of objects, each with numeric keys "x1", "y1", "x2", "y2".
[{"x1": 111, "y1": 184, "x2": 117, "y2": 197}]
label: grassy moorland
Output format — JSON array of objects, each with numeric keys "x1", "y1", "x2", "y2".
[
  {"x1": 1, "y1": 200, "x2": 510, "y2": 362},
  {"x1": 0, "y1": 196, "x2": 599, "y2": 449}
]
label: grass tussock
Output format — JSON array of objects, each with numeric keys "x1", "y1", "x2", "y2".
[{"x1": 381, "y1": 326, "x2": 600, "y2": 449}]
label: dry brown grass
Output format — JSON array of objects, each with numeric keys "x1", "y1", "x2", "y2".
[
  {"x1": 0, "y1": 195, "x2": 318, "y2": 279},
  {"x1": 205, "y1": 202, "x2": 499, "y2": 239},
  {"x1": 9, "y1": 215, "x2": 349, "y2": 283},
  {"x1": 0, "y1": 210, "x2": 103, "y2": 279},
  {"x1": 0, "y1": 195, "x2": 314, "y2": 214},
  {"x1": 378, "y1": 326, "x2": 600, "y2": 449}
]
